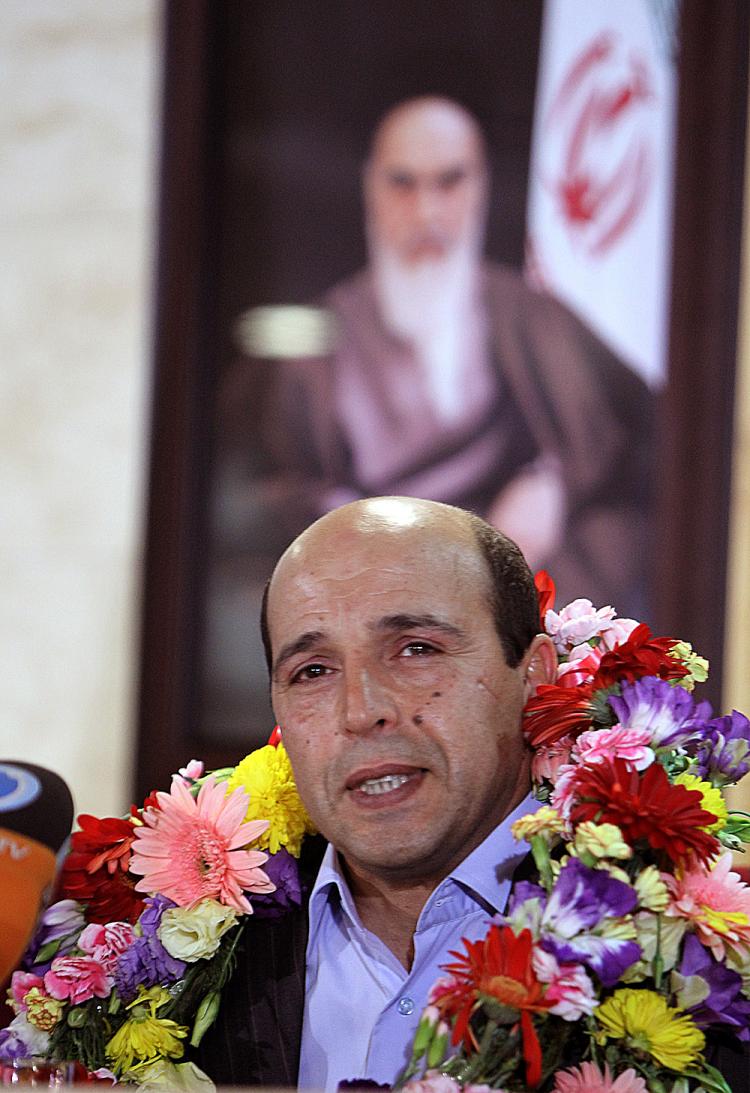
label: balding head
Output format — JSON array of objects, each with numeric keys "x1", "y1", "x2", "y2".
[
  {"x1": 262, "y1": 497, "x2": 555, "y2": 888},
  {"x1": 261, "y1": 497, "x2": 540, "y2": 674},
  {"x1": 364, "y1": 97, "x2": 488, "y2": 265},
  {"x1": 369, "y1": 97, "x2": 487, "y2": 173}
]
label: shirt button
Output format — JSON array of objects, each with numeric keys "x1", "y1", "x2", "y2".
[{"x1": 398, "y1": 997, "x2": 415, "y2": 1015}]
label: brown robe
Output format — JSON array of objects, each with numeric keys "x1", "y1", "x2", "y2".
[{"x1": 263, "y1": 264, "x2": 654, "y2": 617}]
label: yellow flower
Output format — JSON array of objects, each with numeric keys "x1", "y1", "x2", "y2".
[
  {"x1": 597, "y1": 917, "x2": 638, "y2": 945},
  {"x1": 673, "y1": 773, "x2": 728, "y2": 833},
  {"x1": 511, "y1": 805, "x2": 565, "y2": 843},
  {"x1": 159, "y1": 899, "x2": 238, "y2": 962},
  {"x1": 574, "y1": 822, "x2": 632, "y2": 861},
  {"x1": 634, "y1": 865, "x2": 670, "y2": 912},
  {"x1": 603, "y1": 864, "x2": 632, "y2": 885},
  {"x1": 669, "y1": 642, "x2": 709, "y2": 690},
  {"x1": 106, "y1": 987, "x2": 188, "y2": 1076},
  {"x1": 595, "y1": 988, "x2": 705, "y2": 1070},
  {"x1": 226, "y1": 744, "x2": 314, "y2": 855},
  {"x1": 23, "y1": 987, "x2": 64, "y2": 1032}
]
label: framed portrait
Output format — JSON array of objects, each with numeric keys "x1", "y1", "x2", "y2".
[{"x1": 136, "y1": 1, "x2": 747, "y2": 800}]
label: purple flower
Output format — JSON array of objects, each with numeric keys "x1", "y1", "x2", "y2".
[
  {"x1": 536, "y1": 859, "x2": 640, "y2": 986},
  {"x1": 250, "y1": 849, "x2": 303, "y2": 919},
  {"x1": 507, "y1": 880, "x2": 546, "y2": 914},
  {"x1": 691, "y1": 711, "x2": 750, "y2": 786},
  {"x1": 0, "y1": 1027, "x2": 31, "y2": 1063},
  {"x1": 23, "y1": 899, "x2": 85, "y2": 973},
  {"x1": 675, "y1": 934, "x2": 750, "y2": 1039},
  {"x1": 139, "y1": 893, "x2": 174, "y2": 935},
  {"x1": 0, "y1": 1015, "x2": 50, "y2": 1061},
  {"x1": 114, "y1": 895, "x2": 186, "y2": 1001},
  {"x1": 608, "y1": 677, "x2": 711, "y2": 750}
]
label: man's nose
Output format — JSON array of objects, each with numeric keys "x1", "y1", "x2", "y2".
[
  {"x1": 413, "y1": 182, "x2": 444, "y2": 226},
  {"x1": 342, "y1": 666, "x2": 399, "y2": 736}
]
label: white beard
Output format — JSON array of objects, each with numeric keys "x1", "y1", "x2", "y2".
[{"x1": 369, "y1": 229, "x2": 487, "y2": 424}]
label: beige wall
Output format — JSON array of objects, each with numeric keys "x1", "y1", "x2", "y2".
[
  {"x1": 724, "y1": 72, "x2": 750, "y2": 815},
  {"x1": 0, "y1": 2, "x2": 160, "y2": 815}
]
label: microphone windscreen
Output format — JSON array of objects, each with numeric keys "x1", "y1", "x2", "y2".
[
  {"x1": 0, "y1": 762, "x2": 75, "y2": 985},
  {"x1": 0, "y1": 762, "x2": 74, "y2": 852}
]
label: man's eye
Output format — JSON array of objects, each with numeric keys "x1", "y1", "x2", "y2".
[
  {"x1": 387, "y1": 171, "x2": 416, "y2": 191},
  {"x1": 437, "y1": 167, "x2": 467, "y2": 190},
  {"x1": 400, "y1": 641, "x2": 437, "y2": 657},
  {"x1": 290, "y1": 663, "x2": 330, "y2": 683}
]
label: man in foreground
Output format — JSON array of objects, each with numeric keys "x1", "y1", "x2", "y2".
[
  {"x1": 197, "y1": 496, "x2": 747, "y2": 1090},
  {"x1": 198, "y1": 495, "x2": 557, "y2": 1087}
]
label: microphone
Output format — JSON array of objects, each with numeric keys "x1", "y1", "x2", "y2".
[{"x1": 0, "y1": 761, "x2": 74, "y2": 985}]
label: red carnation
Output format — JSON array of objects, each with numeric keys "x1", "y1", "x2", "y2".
[
  {"x1": 569, "y1": 757, "x2": 720, "y2": 866},
  {"x1": 59, "y1": 815, "x2": 144, "y2": 924},
  {"x1": 438, "y1": 925, "x2": 552, "y2": 1088},
  {"x1": 592, "y1": 624, "x2": 689, "y2": 688}
]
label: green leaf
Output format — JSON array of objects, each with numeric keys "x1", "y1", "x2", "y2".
[
  {"x1": 723, "y1": 812, "x2": 750, "y2": 843},
  {"x1": 190, "y1": 990, "x2": 221, "y2": 1047},
  {"x1": 684, "y1": 1061, "x2": 733, "y2": 1093},
  {"x1": 67, "y1": 1007, "x2": 87, "y2": 1029},
  {"x1": 411, "y1": 1014, "x2": 436, "y2": 1058},
  {"x1": 530, "y1": 834, "x2": 553, "y2": 889},
  {"x1": 426, "y1": 1031, "x2": 449, "y2": 1069},
  {"x1": 34, "y1": 938, "x2": 64, "y2": 963}
]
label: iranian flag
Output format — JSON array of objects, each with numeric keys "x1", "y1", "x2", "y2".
[{"x1": 526, "y1": 0, "x2": 679, "y2": 386}]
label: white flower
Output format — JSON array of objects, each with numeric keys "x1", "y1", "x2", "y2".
[
  {"x1": 158, "y1": 899, "x2": 238, "y2": 962},
  {"x1": 531, "y1": 948, "x2": 597, "y2": 1020},
  {"x1": 132, "y1": 1059, "x2": 215, "y2": 1093},
  {"x1": 2, "y1": 1012, "x2": 51, "y2": 1056}
]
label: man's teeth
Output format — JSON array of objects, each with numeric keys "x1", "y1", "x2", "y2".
[{"x1": 358, "y1": 773, "x2": 412, "y2": 795}]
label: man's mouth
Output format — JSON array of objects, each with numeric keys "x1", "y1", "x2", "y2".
[
  {"x1": 345, "y1": 765, "x2": 425, "y2": 802},
  {"x1": 358, "y1": 773, "x2": 412, "y2": 796}
]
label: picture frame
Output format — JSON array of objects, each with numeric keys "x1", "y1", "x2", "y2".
[{"x1": 136, "y1": 0, "x2": 748, "y2": 801}]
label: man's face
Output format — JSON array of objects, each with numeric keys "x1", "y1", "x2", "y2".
[
  {"x1": 364, "y1": 101, "x2": 488, "y2": 266},
  {"x1": 267, "y1": 505, "x2": 547, "y2": 887}
]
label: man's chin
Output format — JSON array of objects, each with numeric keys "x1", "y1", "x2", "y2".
[{"x1": 340, "y1": 832, "x2": 466, "y2": 888}]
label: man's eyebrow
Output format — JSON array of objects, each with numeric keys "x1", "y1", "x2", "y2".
[
  {"x1": 273, "y1": 631, "x2": 326, "y2": 679},
  {"x1": 373, "y1": 614, "x2": 467, "y2": 640}
]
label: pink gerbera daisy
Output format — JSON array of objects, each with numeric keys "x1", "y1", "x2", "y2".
[
  {"x1": 664, "y1": 851, "x2": 750, "y2": 960},
  {"x1": 129, "y1": 776, "x2": 275, "y2": 914},
  {"x1": 552, "y1": 1061, "x2": 647, "y2": 1093}
]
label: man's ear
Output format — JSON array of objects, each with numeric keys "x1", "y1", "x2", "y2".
[{"x1": 521, "y1": 634, "x2": 557, "y2": 701}]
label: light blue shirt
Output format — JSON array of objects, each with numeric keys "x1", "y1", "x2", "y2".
[{"x1": 298, "y1": 795, "x2": 538, "y2": 1091}]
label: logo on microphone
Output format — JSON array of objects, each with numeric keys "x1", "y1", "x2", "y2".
[
  {"x1": 0, "y1": 834, "x2": 30, "y2": 860},
  {"x1": 0, "y1": 763, "x2": 42, "y2": 811}
]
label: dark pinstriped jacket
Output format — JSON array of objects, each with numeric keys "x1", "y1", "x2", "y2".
[
  {"x1": 194, "y1": 837, "x2": 325, "y2": 1087},
  {"x1": 194, "y1": 836, "x2": 749, "y2": 1090}
]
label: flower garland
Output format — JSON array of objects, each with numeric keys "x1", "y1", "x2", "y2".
[
  {"x1": 0, "y1": 740, "x2": 315, "y2": 1089},
  {"x1": 399, "y1": 573, "x2": 750, "y2": 1093},
  {"x1": 3, "y1": 576, "x2": 750, "y2": 1092}
]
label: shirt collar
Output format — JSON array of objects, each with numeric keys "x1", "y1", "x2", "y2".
[{"x1": 446, "y1": 792, "x2": 540, "y2": 913}]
